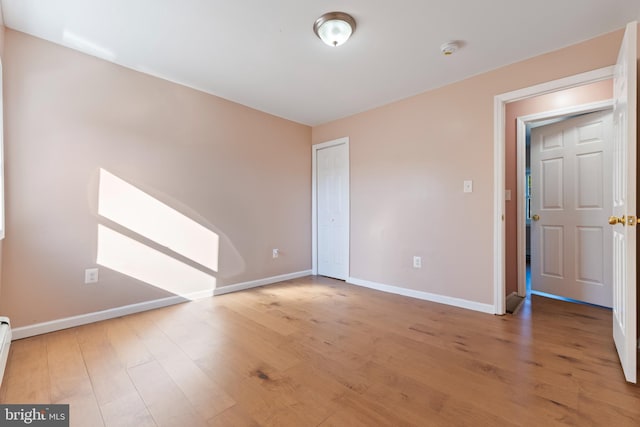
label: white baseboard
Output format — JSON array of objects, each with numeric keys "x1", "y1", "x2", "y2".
[
  {"x1": 213, "y1": 270, "x2": 312, "y2": 296},
  {"x1": 11, "y1": 290, "x2": 211, "y2": 340},
  {"x1": 12, "y1": 270, "x2": 311, "y2": 340},
  {"x1": 347, "y1": 277, "x2": 496, "y2": 314}
]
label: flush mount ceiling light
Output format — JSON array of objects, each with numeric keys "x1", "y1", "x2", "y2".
[{"x1": 313, "y1": 12, "x2": 356, "y2": 47}]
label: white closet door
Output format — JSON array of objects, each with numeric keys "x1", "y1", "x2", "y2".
[{"x1": 317, "y1": 142, "x2": 349, "y2": 280}]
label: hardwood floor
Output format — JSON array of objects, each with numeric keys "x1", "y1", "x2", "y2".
[{"x1": 1, "y1": 275, "x2": 639, "y2": 426}]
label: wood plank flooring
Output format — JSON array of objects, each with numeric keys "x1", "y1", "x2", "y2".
[{"x1": 1, "y1": 275, "x2": 639, "y2": 426}]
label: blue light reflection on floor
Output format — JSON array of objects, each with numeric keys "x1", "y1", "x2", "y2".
[{"x1": 525, "y1": 263, "x2": 611, "y2": 310}]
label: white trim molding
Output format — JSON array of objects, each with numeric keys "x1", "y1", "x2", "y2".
[
  {"x1": 347, "y1": 277, "x2": 495, "y2": 314},
  {"x1": 11, "y1": 292, "x2": 205, "y2": 340},
  {"x1": 12, "y1": 270, "x2": 312, "y2": 340},
  {"x1": 493, "y1": 95, "x2": 506, "y2": 314},
  {"x1": 213, "y1": 270, "x2": 312, "y2": 296},
  {"x1": 493, "y1": 66, "x2": 614, "y2": 314}
]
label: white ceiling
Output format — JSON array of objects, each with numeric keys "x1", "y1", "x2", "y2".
[{"x1": 1, "y1": 1, "x2": 639, "y2": 126}]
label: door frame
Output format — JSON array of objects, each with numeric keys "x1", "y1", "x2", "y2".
[
  {"x1": 311, "y1": 137, "x2": 350, "y2": 276},
  {"x1": 493, "y1": 66, "x2": 614, "y2": 314},
  {"x1": 516, "y1": 100, "x2": 614, "y2": 297}
]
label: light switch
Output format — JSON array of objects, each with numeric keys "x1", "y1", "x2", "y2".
[
  {"x1": 505, "y1": 189, "x2": 511, "y2": 201},
  {"x1": 463, "y1": 180, "x2": 473, "y2": 193}
]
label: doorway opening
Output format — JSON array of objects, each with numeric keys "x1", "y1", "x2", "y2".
[
  {"x1": 519, "y1": 105, "x2": 614, "y2": 311},
  {"x1": 493, "y1": 66, "x2": 615, "y2": 314},
  {"x1": 505, "y1": 99, "x2": 614, "y2": 314}
]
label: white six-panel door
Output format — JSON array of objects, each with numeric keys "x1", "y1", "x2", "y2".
[
  {"x1": 316, "y1": 141, "x2": 349, "y2": 280},
  {"x1": 611, "y1": 22, "x2": 637, "y2": 384},
  {"x1": 530, "y1": 111, "x2": 613, "y2": 307}
]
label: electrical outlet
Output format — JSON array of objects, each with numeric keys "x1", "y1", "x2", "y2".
[
  {"x1": 463, "y1": 180, "x2": 473, "y2": 193},
  {"x1": 272, "y1": 248, "x2": 279, "y2": 259},
  {"x1": 85, "y1": 268, "x2": 99, "y2": 284},
  {"x1": 413, "y1": 256, "x2": 422, "y2": 269}
]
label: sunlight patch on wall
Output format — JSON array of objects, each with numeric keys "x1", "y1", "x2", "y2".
[
  {"x1": 98, "y1": 169, "x2": 219, "y2": 272},
  {"x1": 97, "y1": 224, "x2": 216, "y2": 299}
]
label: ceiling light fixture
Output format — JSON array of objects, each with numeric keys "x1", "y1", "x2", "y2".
[{"x1": 313, "y1": 12, "x2": 356, "y2": 47}]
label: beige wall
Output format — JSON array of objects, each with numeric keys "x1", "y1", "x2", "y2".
[
  {"x1": 1, "y1": 23, "x2": 637, "y2": 328},
  {"x1": 312, "y1": 29, "x2": 626, "y2": 305},
  {"x1": 1, "y1": 30, "x2": 311, "y2": 327},
  {"x1": 504, "y1": 80, "x2": 614, "y2": 295}
]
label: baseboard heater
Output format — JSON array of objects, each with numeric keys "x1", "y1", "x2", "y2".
[{"x1": 0, "y1": 317, "x2": 11, "y2": 387}]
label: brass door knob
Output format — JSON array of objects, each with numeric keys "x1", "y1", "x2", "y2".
[
  {"x1": 532, "y1": 214, "x2": 540, "y2": 221},
  {"x1": 609, "y1": 215, "x2": 626, "y2": 225}
]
